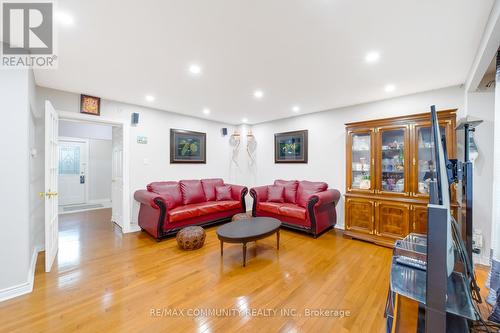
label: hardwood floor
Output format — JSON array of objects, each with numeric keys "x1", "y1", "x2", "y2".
[{"x1": 0, "y1": 209, "x2": 394, "y2": 333}]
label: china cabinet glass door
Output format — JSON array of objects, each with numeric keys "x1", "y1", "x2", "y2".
[
  {"x1": 414, "y1": 124, "x2": 446, "y2": 196},
  {"x1": 378, "y1": 127, "x2": 408, "y2": 194},
  {"x1": 349, "y1": 131, "x2": 373, "y2": 192}
]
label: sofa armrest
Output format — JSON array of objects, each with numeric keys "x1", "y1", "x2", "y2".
[
  {"x1": 307, "y1": 189, "x2": 341, "y2": 208},
  {"x1": 226, "y1": 184, "x2": 248, "y2": 212},
  {"x1": 134, "y1": 190, "x2": 165, "y2": 209},
  {"x1": 226, "y1": 184, "x2": 247, "y2": 202},
  {"x1": 306, "y1": 189, "x2": 341, "y2": 237},
  {"x1": 249, "y1": 185, "x2": 268, "y2": 203},
  {"x1": 250, "y1": 185, "x2": 269, "y2": 217}
]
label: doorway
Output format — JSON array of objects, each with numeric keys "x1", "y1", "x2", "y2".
[
  {"x1": 58, "y1": 137, "x2": 89, "y2": 206},
  {"x1": 57, "y1": 121, "x2": 114, "y2": 215},
  {"x1": 43, "y1": 104, "x2": 131, "y2": 273}
]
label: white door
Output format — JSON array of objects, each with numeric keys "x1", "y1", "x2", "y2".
[
  {"x1": 58, "y1": 138, "x2": 88, "y2": 206},
  {"x1": 44, "y1": 101, "x2": 59, "y2": 272},
  {"x1": 111, "y1": 126, "x2": 123, "y2": 228}
]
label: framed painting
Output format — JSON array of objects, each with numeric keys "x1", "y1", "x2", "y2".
[
  {"x1": 274, "y1": 130, "x2": 308, "y2": 163},
  {"x1": 80, "y1": 95, "x2": 101, "y2": 116},
  {"x1": 170, "y1": 129, "x2": 206, "y2": 163}
]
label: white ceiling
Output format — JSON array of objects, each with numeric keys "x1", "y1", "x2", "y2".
[{"x1": 34, "y1": 0, "x2": 495, "y2": 124}]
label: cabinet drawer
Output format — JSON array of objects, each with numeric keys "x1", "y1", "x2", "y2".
[
  {"x1": 375, "y1": 201, "x2": 409, "y2": 239},
  {"x1": 345, "y1": 197, "x2": 374, "y2": 234}
]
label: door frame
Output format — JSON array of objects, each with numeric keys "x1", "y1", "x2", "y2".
[
  {"x1": 57, "y1": 110, "x2": 133, "y2": 233},
  {"x1": 58, "y1": 136, "x2": 90, "y2": 206}
]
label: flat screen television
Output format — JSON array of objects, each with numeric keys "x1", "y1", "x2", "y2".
[{"x1": 429, "y1": 105, "x2": 455, "y2": 276}]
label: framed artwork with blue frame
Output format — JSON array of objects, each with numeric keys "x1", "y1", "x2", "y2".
[
  {"x1": 274, "y1": 130, "x2": 308, "y2": 163},
  {"x1": 170, "y1": 129, "x2": 206, "y2": 163}
]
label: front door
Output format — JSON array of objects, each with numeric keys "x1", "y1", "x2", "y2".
[{"x1": 58, "y1": 138, "x2": 88, "y2": 206}]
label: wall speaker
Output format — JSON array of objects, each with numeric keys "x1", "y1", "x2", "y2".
[
  {"x1": 221, "y1": 128, "x2": 228, "y2": 136},
  {"x1": 131, "y1": 112, "x2": 139, "y2": 125}
]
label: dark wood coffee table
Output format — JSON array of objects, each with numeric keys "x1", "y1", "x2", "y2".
[{"x1": 216, "y1": 217, "x2": 281, "y2": 267}]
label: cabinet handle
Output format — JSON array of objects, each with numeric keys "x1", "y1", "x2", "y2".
[
  {"x1": 413, "y1": 158, "x2": 416, "y2": 166},
  {"x1": 371, "y1": 158, "x2": 374, "y2": 165},
  {"x1": 413, "y1": 222, "x2": 416, "y2": 230}
]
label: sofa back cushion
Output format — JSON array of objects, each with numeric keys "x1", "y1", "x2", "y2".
[
  {"x1": 296, "y1": 181, "x2": 328, "y2": 208},
  {"x1": 267, "y1": 185, "x2": 285, "y2": 203},
  {"x1": 180, "y1": 180, "x2": 207, "y2": 205},
  {"x1": 201, "y1": 178, "x2": 225, "y2": 201},
  {"x1": 274, "y1": 180, "x2": 299, "y2": 203},
  {"x1": 215, "y1": 185, "x2": 232, "y2": 201},
  {"x1": 147, "y1": 181, "x2": 183, "y2": 209}
]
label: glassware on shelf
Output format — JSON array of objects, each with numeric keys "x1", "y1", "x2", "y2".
[
  {"x1": 351, "y1": 133, "x2": 371, "y2": 190},
  {"x1": 416, "y1": 126, "x2": 444, "y2": 194},
  {"x1": 380, "y1": 129, "x2": 405, "y2": 193}
]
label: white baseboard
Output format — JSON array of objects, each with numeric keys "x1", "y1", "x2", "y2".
[
  {"x1": 0, "y1": 246, "x2": 41, "y2": 302},
  {"x1": 474, "y1": 253, "x2": 491, "y2": 266},
  {"x1": 88, "y1": 198, "x2": 111, "y2": 205},
  {"x1": 126, "y1": 224, "x2": 141, "y2": 233}
]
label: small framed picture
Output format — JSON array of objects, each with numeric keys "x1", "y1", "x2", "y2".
[
  {"x1": 170, "y1": 129, "x2": 206, "y2": 163},
  {"x1": 80, "y1": 94, "x2": 101, "y2": 116},
  {"x1": 274, "y1": 130, "x2": 308, "y2": 163}
]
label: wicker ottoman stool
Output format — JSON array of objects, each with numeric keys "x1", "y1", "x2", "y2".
[
  {"x1": 176, "y1": 226, "x2": 206, "y2": 250},
  {"x1": 232, "y1": 212, "x2": 252, "y2": 222}
]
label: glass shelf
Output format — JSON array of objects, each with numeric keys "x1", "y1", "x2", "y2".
[
  {"x1": 380, "y1": 129, "x2": 405, "y2": 193},
  {"x1": 416, "y1": 126, "x2": 444, "y2": 195},
  {"x1": 351, "y1": 133, "x2": 371, "y2": 190},
  {"x1": 391, "y1": 259, "x2": 477, "y2": 320}
]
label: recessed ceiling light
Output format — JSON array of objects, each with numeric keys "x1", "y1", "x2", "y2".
[
  {"x1": 365, "y1": 51, "x2": 380, "y2": 63},
  {"x1": 189, "y1": 64, "x2": 202, "y2": 75},
  {"x1": 203, "y1": 108, "x2": 210, "y2": 115},
  {"x1": 253, "y1": 90, "x2": 264, "y2": 99},
  {"x1": 55, "y1": 11, "x2": 74, "y2": 26},
  {"x1": 384, "y1": 84, "x2": 396, "y2": 92},
  {"x1": 145, "y1": 95, "x2": 155, "y2": 102},
  {"x1": 241, "y1": 118, "x2": 248, "y2": 123},
  {"x1": 292, "y1": 106, "x2": 300, "y2": 113}
]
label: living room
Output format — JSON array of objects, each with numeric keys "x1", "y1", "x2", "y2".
[{"x1": 1, "y1": 1, "x2": 500, "y2": 332}]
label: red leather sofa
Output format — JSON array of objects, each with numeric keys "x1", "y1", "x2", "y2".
[
  {"x1": 134, "y1": 179, "x2": 248, "y2": 240},
  {"x1": 250, "y1": 180, "x2": 341, "y2": 238}
]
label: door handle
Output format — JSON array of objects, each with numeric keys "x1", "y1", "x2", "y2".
[{"x1": 39, "y1": 191, "x2": 58, "y2": 198}]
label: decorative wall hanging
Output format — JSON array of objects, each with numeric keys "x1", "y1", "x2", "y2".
[
  {"x1": 80, "y1": 94, "x2": 101, "y2": 116},
  {"x1": 247, "y1": 130, "x2": 257, "y2": 165},
  {"x1": 170, "y1": 129, "x2": 206, "y2": 163},
  {"x1": 229, "y1": 130, "x2": 241, "y2": 166},
  {"x1": 274, "y1": 130, "x2": 308, "y2": 163}
]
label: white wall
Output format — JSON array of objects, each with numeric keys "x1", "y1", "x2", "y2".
[
  {"x1": 59, "y1": 120, "x2": 112, "y2": 140},
  {"x1": 37, "y1": 87, "x2": 236, "y2": 226},
  {"x1": 59, "y1": 120, "x2": 113, "y2": 203},
  {"x1": 249, "y1": 86, "x2": 465, "y2": 228},
  {"x1": 88, "y1": 139, "x2": 112, "y2": 202},
  {"x1": 0, "y1": 69, "x2": 32, "y2": 296},
  {"x1": 466, "y1": 87, "x2": 495, "y2": 265}
]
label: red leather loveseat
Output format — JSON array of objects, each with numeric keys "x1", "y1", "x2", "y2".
[
  {"x1": 250, "y1": 180, "x2": 341, "y2": 238},
  {"x1": 134, "y1": 179, "x2": 247, "y2": 240}
]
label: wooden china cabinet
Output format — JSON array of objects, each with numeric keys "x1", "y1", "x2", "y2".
[{"x1": 344, "y1": 109, "x2": 457, "y2": 247}]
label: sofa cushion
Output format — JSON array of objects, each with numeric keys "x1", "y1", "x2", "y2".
[
  {"x1": 267, "y1": 185, "x2": 285, "y2": 203},
  {"x1": 180, "y1": 180, "x2": 206, "y2": 205},
  {"x1": 201, "y1": 178, "x2": 224, "y2": 201},
  {"x1": 274, "y1": 180, "x2": 299, "y2": 204},
  {"x1": 215, "y1": 185, "x2": 232, "y2": 201},
  {"x1": 278, "y1": 203, "x2": 306, "y2": 220},
  {"x1": 214, "y1": 200, "x2": 241, "y2": 211},
  {"x1": 258, "y1": 202, "x2": 282, "y2": 215},
  {"x1": 147, "y1": 181, "x2": 183, "y2": 209},
  {"x1": 168, "y1": 201, "x2": 240, "y2": 223},
  {"x1": 296, "y1": 181, "x2": 328, "y2": 208}
]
